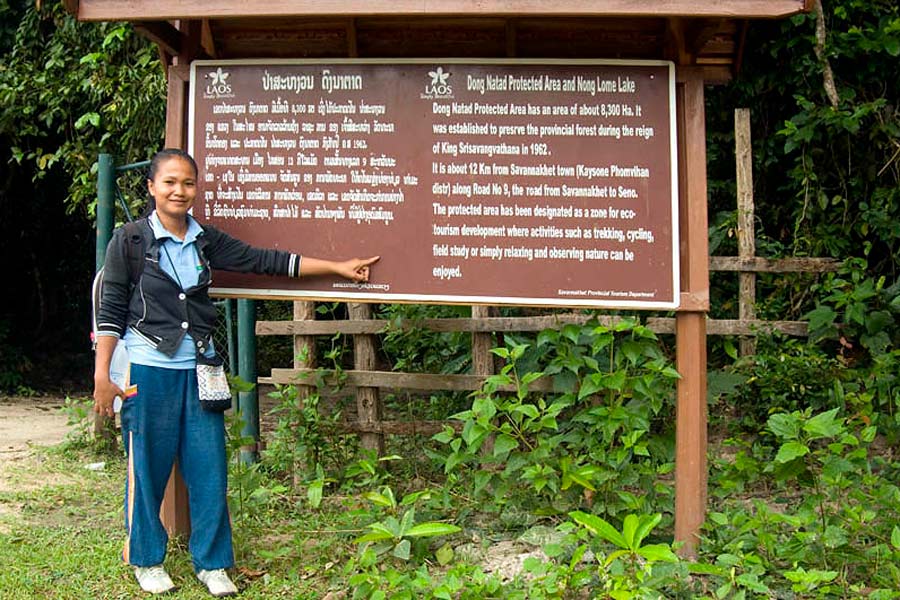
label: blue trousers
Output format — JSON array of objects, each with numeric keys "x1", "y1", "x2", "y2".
[{"x1": 121, "y1": 363, "x2": 234, "y2": 571}]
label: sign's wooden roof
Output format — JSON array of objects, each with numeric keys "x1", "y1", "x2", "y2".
[{"x1": 68, "y1": 1, "x2": 811, "y2": 82}]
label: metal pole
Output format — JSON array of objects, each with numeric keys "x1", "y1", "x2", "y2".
[
  {"x1": 225, "y1": 299, "x2": 238, "y2": 377},
  {"x1": 96, "y1": 153, "x2": 116, "y2": 271},
  {"x1": 237, "y1": 299, "x2": 258, "y2": 463}
]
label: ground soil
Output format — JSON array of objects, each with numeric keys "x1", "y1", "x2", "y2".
[{"x1": 0, "y1": 396, "x2": 71, "y2": 493}]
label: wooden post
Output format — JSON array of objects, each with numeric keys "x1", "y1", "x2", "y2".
[
  {"x1": 349, "y1": 303, "x2": 384, "y2": 454},
  {"x1": 674, "y1": 68, "x2": 709, "y2": 559},
  {"x1": 160, "y1": 22, "x2": 200, "y2": 538},
  {"x1": 472, "y1": 305, "x2": 496, "y2": 456},
  {"x1": 735, "y1": 108, "x2": 757, "y2": 356},
  {"x1": 471, "y1": 306, "x2": 495, "y2": 379},
  {"x1": 292, "y1": 300, "x2": 316, "y2": 485}
]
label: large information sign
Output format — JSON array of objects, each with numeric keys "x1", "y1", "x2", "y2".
[{"x1": 189, "y1": 60, "x2": 678, "y2": 308}]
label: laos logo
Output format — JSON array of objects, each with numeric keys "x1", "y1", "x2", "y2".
[
  {"x1": 420, "y1": 66, "x2": 453, "y2": 99},
  {"x1": 204, "y1": 67, "x2": 234, "y2": 99}
]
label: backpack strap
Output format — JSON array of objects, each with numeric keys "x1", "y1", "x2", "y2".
[{"x1": 121, "y1": 219, "x2": 146, "y2": 286}]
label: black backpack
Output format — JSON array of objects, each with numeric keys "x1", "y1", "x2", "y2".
[{"x1": 90, "y1": 220, "x2": 146, "y2": 349}]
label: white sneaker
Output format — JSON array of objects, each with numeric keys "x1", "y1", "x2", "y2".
[
  {"x1": 197, "y1": 569, "x2": 238, "y2": 597},
  {"x1": 134, "y1": 565, "x2": 177, "y2": 594}
]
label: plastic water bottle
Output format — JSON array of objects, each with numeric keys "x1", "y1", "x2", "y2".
[{"x1": 109, "y1": 343, "x2": 129, "y2": 413}]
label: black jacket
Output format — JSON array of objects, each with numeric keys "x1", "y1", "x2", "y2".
[{"x1": 96, "y1": 217, "x2": 300, "y2": 357}]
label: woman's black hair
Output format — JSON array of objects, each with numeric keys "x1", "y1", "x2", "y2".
[{"x1": 142, "y1": 148, "x2": 199, "y2": 216}]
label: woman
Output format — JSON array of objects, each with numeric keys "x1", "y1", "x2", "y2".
[{"x1": 93, "y1": 148, "x2": 378, "y2": 596}]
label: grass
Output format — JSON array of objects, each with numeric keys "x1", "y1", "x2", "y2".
[{"x1": 0, "y1": 443, "x2": 369, "y2": 599}]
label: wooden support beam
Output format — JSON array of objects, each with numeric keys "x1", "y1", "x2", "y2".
[
  {"x1": 160, "y1": 21, "x2": 201, "y2": 538},
  {"x1": 76, "y1": 0, "x2": 811, "y2": 21},
  {"x1": 134, "y1": 20, "x2": 184, "y2": 56},
  {"x1": 687, "y1": 18, "x2": 727, "y2": 55},
  {"x1": 201, "y1": 19, "x2": 218, "y2": 58},
  {"x1": 674, "y1": 68, "x2": 708, "y2": 559},
  {"x1": 163, "y1": 63, "x2": 189, "y2": 148}
]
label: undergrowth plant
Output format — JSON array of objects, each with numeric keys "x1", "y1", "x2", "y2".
[{"x1": 434, "y1": 319, "x2": 679, "y2": 520}]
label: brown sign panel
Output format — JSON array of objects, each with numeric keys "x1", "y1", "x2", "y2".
[{"x1": 188, "y1": 60, "x2": 679, "y2": 308}]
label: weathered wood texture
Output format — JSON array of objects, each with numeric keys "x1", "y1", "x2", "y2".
[
  {"x1": 257, "y1": 315, "x2": 808, "y2": 337},
  {"x1": 76, "y1": 1, "x2": 809, "y2": 21},
  {"x1": 735, "y1": 108, "x2": 757, "y2": 356},
  {"x1": 269, "y1": 368, "x2": 555, "y2": 393},
  {"x1": 674, "y1": 69, "x2": 708, "y2": 559},
  {"x1": 72, "y1": 11, "x2": 812, "y2": 82},
  {"x1": 349, "y1": 303, "x2": 384, "y2": 454}
]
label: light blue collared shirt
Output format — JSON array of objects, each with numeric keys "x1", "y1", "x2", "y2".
[{"x1": 124, "y1": 212, "x2": 214, "y2": 369}]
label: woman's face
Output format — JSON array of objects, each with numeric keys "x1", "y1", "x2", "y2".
[{"x1": 148, "y1": 157, "x2": 197, "y2": 222}]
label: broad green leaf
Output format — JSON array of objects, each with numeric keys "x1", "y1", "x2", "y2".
[
  {"x1": 392, "y1": 539, "x2": 411, "y2": 560},
  {"x1": 775, "y1": 441, "x2": 809, "y2": 463},
  {"x1": 513, "y1": 404, "x2": 540, "y2": 419},
  {"x1": 306, "y1": 479, "x2": 323, "y2": 509},
  {"x1": 493, "y1": 434, "x2": 519, "y2": 457},
  {"x1": 435, "y1": 542, "x2": 454, "y2": 566},
  {"x1": 405, "y1": 522, "x2": 462, "y2": 538},
  {"x1": 803, "y1": 407, "x2": 843, "y2": 440},
  {"x1": 562, "y1": 468, "x2": 596, "y2": 492},
  {"x1": 767, "y1": 412, "x2": 801, "y2": 440},
  {"x1": 364, "y1": 491, "x2": 395, "y2": 508},
  {"x1": 891, "y1": 526, "x2": 900, "y2": 550},
  {"x1": 570, "y1": 511, "x2": 627, "y2": 548},
  {"x1": 622, "y1": 514, "x2": 639, "y2": 549},
  {"x1": 399, "y1": 508, "x2": 416, "y2": 536},
  {"x1": 633, "y1": 513, "x2": 662, "y2": 548},
  {"x1": 637, "y1": 543, "x2": 678, "y2": 563}
]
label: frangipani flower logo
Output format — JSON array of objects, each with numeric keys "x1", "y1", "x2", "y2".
[
  {"x1": 204, "y1": 67, "x2": 234, "y2": 98},
  {"x1": 428, "y1": 67, "x2": 450, "y2": 87},
  {"x1": 210, "y1": 67, "x2": 229, "y2": 86}
]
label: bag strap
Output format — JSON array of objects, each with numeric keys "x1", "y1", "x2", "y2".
[{"x1": 121, "y1": 219, "x2": 146, "y2": 286}]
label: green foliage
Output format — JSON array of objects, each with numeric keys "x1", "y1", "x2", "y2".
[
  {"x1": 0, "y1": 2, "x2": 165, "y2": 212},
  {"x1": 355, "y1": 486, "x2": 461, "y2": 562},
  {"x1": 435, "y1": 320, "x2": 679, "y2": 519},
  {"x1": 569, "y1": 511, "x2": 681, "y2": 599},
  {"x1": 706, "y1": 407, "x2": 900, "y2": 596}
]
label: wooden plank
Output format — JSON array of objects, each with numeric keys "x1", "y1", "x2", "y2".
[
  {"x1": 674, "y1": 68, "x2": 708, "y2": 559},
  {"x1": 706, "y1": 319, "x2": 807, "y2": 336},
  {"x1": 735, "y1": 108, "x2": 756, "y2": 355},
  {"x1": 269, "y1": 368, "x2": 556, "y2": 393},
  {"x1": 709, "y1": 256, "x2": 840, "y2": 272},
  {"x1": 77, "y1": 1, "x2": 810, "y2": 21},
  {"x1": 260, "y1": 314, "x2": 808, "y2": 338},
  {"x1": 337, "y1": 420, "x2": 462, "y2": 435},
  {"x1": 349, "y1": 303, "x2": 384, "y2": 454},
  {"x1": 134, "y1": 20, "x2": 184, "y2": 55},
  {"x1": 163, "y1": 62, "x2": 188, "y2": 147},
  {"x1": 258, "y1": 314, "x2": 622, "y2": 335}
]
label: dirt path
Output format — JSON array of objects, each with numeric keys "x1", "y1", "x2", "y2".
[{"x1": 0, "y1": 396, "x2": 71, "y2": 493}]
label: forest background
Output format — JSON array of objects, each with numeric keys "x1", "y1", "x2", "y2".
[{"x1": 0, "y1": 0, "x2": 899, "y2": 597}]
